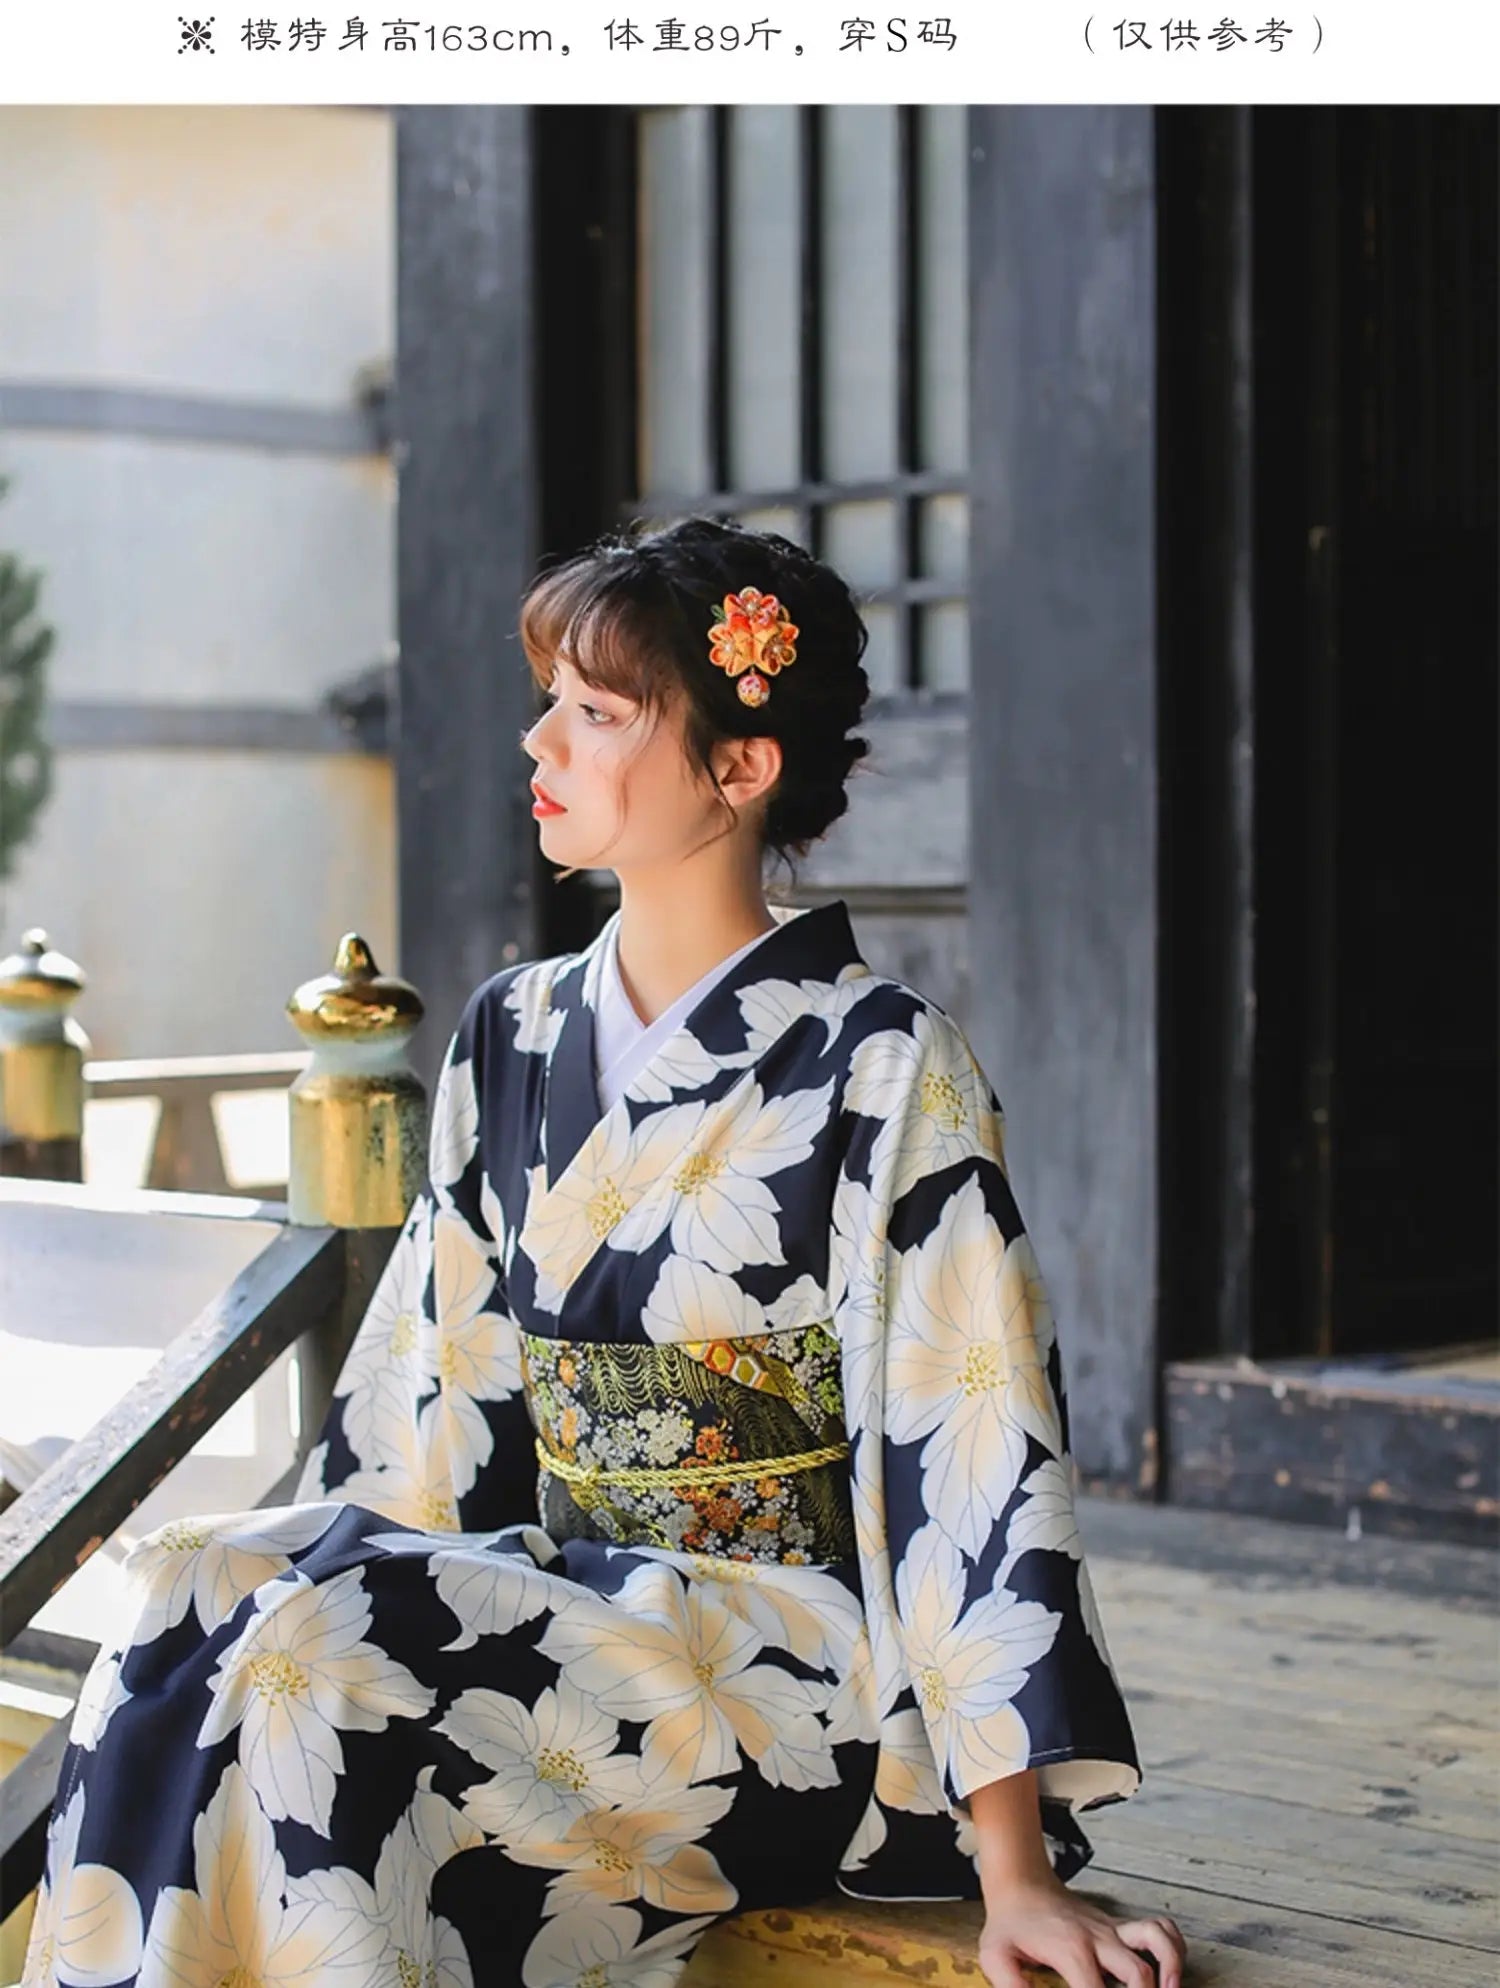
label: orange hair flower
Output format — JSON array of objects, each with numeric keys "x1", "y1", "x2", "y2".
[{"x1": 708, "y1": 587, "x2": 799, "y2": 708}]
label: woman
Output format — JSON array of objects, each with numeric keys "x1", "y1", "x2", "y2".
[{"x1": 24, "y1": 518, "x2": 1186, "y2": 1988}]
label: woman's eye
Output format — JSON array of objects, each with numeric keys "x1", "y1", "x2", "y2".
[{"x1": 542, "y1": 691, "x2": 609, "y2": 724}]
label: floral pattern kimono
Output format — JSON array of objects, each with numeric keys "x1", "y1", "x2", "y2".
[{"x1": 24, "y1": 897, "x2": 1142, "y2": 1988}]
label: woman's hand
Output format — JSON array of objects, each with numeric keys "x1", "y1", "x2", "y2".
[
  {"x1": 966, "y1": 1767, "x2": 1186, "y2": 1985},
  {"x1": 976, "y1": 1871, "x2": 1186, "y2": 1988}
]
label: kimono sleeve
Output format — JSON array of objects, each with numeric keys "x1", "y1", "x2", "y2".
[
  {"x1": 293, "y1": 976, "x2": 536, "y2": 1533},
  {"x1": 831, "y1": 1002, "x2": 1143, "y2": 1823}
]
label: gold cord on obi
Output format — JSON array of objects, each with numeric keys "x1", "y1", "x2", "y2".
[{"x1": 535, "y1": 1434, "x2": 849, "y2": 1495}]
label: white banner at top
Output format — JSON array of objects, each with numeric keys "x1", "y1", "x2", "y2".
[{"x1": 0, "y1": 0, "x2": 1494, "y2": 103}]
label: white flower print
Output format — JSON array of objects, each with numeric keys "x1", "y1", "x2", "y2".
[
  {"x1": 884, "y1": 1168, "x2": 1061, "y2": 1559},
  {"x1": 828, "y1": 1168, "x2": 889, "y2": 1307},
  {"x1": 523, "y1": 1104, "x2": 712, "y2": 1310},
  {"x1": 538, "y1": 1561, "x2": 837, "y2": 1791},
  {"x1": 1000, "y1": 1457, "x2": 1123, "y2": 1683},
  {"x1": 838, "y1": 1793, "x2": 886, "y2": 1873},
  {"x1": 623, "y1": 1022, "x2": 755, "y2": 1101},
  {"x1": 677, "y1": 1552, "x2": 866, "y2": 1675},
  {"x1": 119, "y1": 1503, "x2": 343, "y2": 1652},
  {"x1": 430, "y1": 1047, "x2": 480, "y2": 1198},
  {"x1": 197, "y1": 1564, "x2": 437, "y2": 1836},
  {"x1": 67, "y1": 1650, "x2": 130, "y2": 1752},
  {"x1": 761, "y1": 1270, "x2": 835, "y2": 1336},
  {"x1": 998, "y1": 1456, "x2": 1085, "y2": 1576},
  {"x1": 504, "y1": 968, "x2": 565, "y2": 1057},
  {"x1": 822, "y1": 1622, "x2": 880, "y2": 1749},
  {"x1": 828, "y1": 1168, "x2": 890, "y2": 1438},
  {"x1": 895, "y1": 1521, "x2": 1061, "y2": 1804},
  {"x1": 363, "y1": 1524, "x2": 575, "y2": 1653},
  {"x1": 521, "y1": 1900, "x2": 716, "y2": 1988},
  {"x1": 506, "y1": 1778, "x2": 737, "y2": 1918},
  {"x1": 848, "y1": 1440, "x2": 907, "y2": 1725},
  {"x1": 873, "y1": 1706, "x2": 950, "y2": 1815},
  {"x1": 285, "y1": 1766, "x2": 484, "y2": 1988},
  {"x1": 138, "y1": 1765, "x2": 389, "y2": 1980},
  {"x1": 330, "y1": 1368, "x2": 463, "y2": 1532},
  {"x1": 427, "y1": 1204, "x2": 524, "y2": 1497},
  {"x1": 21, "y1": 1781, "x2": 142, "y2": 1988},
  {"x1": 738, "y1": 965, "x2": 881, "y2": 1063},
  {"x1": 839, "y1": 1708, "x2": 978, "y2": 1871},
  {"x1": 297, "y1": 1194, "x2": 438, "y2": 1482},
  {"x1": 437, "y1": 1678, "x2": 643, "y2": 1844},
  {"x1": 844, "y1": 1008, "x2": 1004, "y2": 1207},
  {"x1": 638, "y1": 1254, "x2": 767, "y2": 1346},
  {"x1": 136, "y1": 1763, "x2": 385, "y2": 1987},
  {"x1": 480, "y1": 1164, "x2": 510, "y2": 1271},
  {"x1": 611, "y1": 1077, "x2": 837, "y2": 1276}
]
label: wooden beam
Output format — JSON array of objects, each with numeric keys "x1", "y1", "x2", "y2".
[
  {"x1": 532, "y1": 106, "x2": 639, "y2": 960},
  {"x1": 393, "y1": 106, "x2": 543, "y2": 1095},
  {"x1": 0, "y1": 380, "x2": 385, "y2": 457},
  {"x1": 0, "y1": 1715, "x2": 71, "y2": 1913},
  {"x1": 1154, "y1": 109, "x2": 1261, "y2": 1366},
  {"x1": 1164, "y1": 1357, "x2": 1500, "y2": 1548},
  {"x1": 966, "y1": 108, "x2": 1159, "y2": 1491},
  {"x1": 0, "y1": 1224, "x2": 346, "y2": 1643}
]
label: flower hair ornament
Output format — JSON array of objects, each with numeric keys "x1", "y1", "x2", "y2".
[{"x1": 707, "y1": 587, "x2": 799, "y2": 708}]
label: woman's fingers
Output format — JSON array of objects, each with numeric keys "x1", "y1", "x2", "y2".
[
  {"x1": 980, "y1": 1932, "x2": 1105, "y2": 1988},
  {"x1": 980, "y1": 1906, "x2": 1187, "y2": 1988},
  {"x1": 1049, "y1": 1934, "x2": 1109, "y2": 1988},
  {"x1": 1110, "y1": 1915, "x2": 1188, "y2": 1985},
  {"x1": 975, "y1": 1948, "x2": 1032, "y2": 1988},
  {"x1": 1099, "y1": 1937, "x2": 1159, "y2": 1985}
]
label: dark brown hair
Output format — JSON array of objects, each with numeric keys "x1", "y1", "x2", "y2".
[{"x1": 518, "y1": 515, "x2": 872, "y2": 884}]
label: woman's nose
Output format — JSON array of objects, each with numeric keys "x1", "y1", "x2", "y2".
[{"x1": 520, "y1": 707, "x2": 555, "y2": 760}]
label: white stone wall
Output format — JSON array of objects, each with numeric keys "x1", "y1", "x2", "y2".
[{"x1": 0, "y1": 106, "x2": 398, "y2": 1059}]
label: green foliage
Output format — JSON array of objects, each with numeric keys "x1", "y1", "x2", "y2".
[{"x1": 0, "y1": 470, "x2": 56, "y2": 883}]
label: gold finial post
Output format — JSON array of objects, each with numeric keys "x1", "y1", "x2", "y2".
[
  {"x1": 284, "y1": 933, "x2": 426, "y2": 1228},
  {"x1": 0, "y1": 928, "x2": 90, "y2": 1180}
]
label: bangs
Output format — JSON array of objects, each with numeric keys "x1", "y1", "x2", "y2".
[{"x1": 519, "y1": 556, "x2": 676, "y2": 714}]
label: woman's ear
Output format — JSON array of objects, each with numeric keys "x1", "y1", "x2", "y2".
[{"x1": 715, "y1": 732, "x2": 783, "y2": 811}]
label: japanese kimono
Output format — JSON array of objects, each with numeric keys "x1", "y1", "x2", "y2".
[{"x1": 24, "y1": 897, "x2": 1141, "y2": 1988}]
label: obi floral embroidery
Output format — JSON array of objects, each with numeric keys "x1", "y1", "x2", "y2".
[{"x1": 521, "y1": 1324, "x2": 854, "y2": 1565}]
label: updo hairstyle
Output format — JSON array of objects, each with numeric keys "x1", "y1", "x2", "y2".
[{"x1": 517, "y1": 515, "x2": 872, "y2": 884}]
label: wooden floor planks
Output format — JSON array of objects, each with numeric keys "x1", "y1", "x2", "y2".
[{"x1": 684, "y1": 1495, "x2": 1499, "y2": 1986}]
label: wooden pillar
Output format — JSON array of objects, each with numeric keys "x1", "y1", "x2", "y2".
[
  {"x1": 1153, "y1": 109, "x2": 1260, "y2": 1367},
  {"x1": 966, "y1": 108, "x2": 1159, "y2": 1492},
  {"x1": 394, "y1": 107, "x2": 542, "y2": 1098},
  {"x1": 531, "y1": 108, "x2": 640, "y2": 960}
]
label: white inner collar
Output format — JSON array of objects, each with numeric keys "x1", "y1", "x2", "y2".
[{"x1": 592, "y1": 915, "x2": 785, "y2": 1103}]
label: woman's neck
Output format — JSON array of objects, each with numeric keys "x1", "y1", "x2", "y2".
[{"x1": 613, "y1": 880, "x2": 779, "y2": 1029}]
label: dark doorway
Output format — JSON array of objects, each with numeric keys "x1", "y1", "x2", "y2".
[
  {"x1": 1159, "y1": 106, "x2": 1497, "y2": 1540},
  {"x1": 1255, "y1": 106, "x2": 1498, "y2": 1365},
  {"x1": 1161, "y1": 106, "x2": 1497, "y2": 1370}
]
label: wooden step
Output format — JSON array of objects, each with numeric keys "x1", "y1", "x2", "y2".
[
  {"x1": 684, "y1": 1875, "x2": 1500, "y2": 1988},
  {"x1": 684, "y1": 1897, "x2": 1054, "y2": 1985}
]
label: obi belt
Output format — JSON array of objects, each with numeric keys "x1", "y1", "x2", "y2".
[{"x1": 520, "y1": 1322, "x2": 855, "y2": 1565}]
